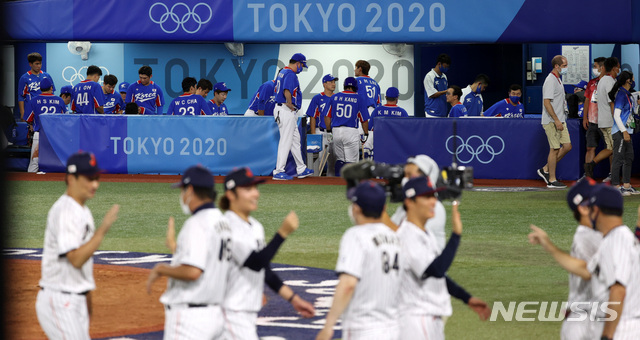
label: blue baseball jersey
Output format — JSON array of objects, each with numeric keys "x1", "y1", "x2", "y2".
[
  {"x1": 103, "y1": 90, "x2": 124, "y2": 114},
  {"x1": 449, "y1": 103, "x2": 468, "y2": 118},
  {"x1": 275, "y1": 67, "x2": 302, "y2": 108},
  {"x1": 208, "y1": 101, "x2": 229, "y2": 115},
  {"x1": 369, "y1": 104, "x2": 409, "y2": 130},
  {"x1": 259, "y1": 80, "x2": 276, "y2": 116},
  {"x1": 125, "y1": 81, "x2": 165, "y2": 115},
  {"x1": 483, "y1": 99, "x2": 524, "y2": 118},
  {"x1": 461, "y1": 91, "x2": 483, "y2": 117},
  {"x1": 323, "y1": 91, "x2": 370, "y2": 128},
  {"x1": 71, "y1": 80, "x2": 106, "y2": 114},
  {"x1": 306, "y1": 92, "x2": 332, "y2": 129},
  {"x1": 424, "y1": 69, "x2": 448, "y2": 117},
  {"x1": 612, "y1": 87, "x2": 633, "y2": 135},
  {"x1": 356, "y1": 76, "x2": 381, "y2": 108},
  {"x1": 167, "y1": 93, "x2": 213, "y2": 116},
  {"x1": 18, "y1": 71, "x2": 56, "y2": 105},
  {"x1": 26, "y1": 93, "x2": 68, "y2": 132}
]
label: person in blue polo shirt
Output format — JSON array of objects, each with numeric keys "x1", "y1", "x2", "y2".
[
  {"x1": 447, "y1": 85, "x2": 467, "y2": 118},
  {"x1": 423, "y1": 53, "x2": 451, "y2": 117},
  {"x1": 208, "y1": 82, "x2": 231, "y2": 116},
  {"x1": 461, "y1": 74, "x2": 490, "y2": 117},
  {"x1": 483, "y1": 84, "x2": 525, "y2": 118}
]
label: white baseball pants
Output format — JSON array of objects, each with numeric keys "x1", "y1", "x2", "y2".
[
  {"x1": 561, "y1": 314, "x2": 604, "y2": 340},
  {"x1": 35, "y1": 288, "x2": 90, "y2": 340},
  {"x1": 399, "y1": 314, "x2": 444, "y2": 340},
  {"x1": 342, "y1": 325, "x2": 399, "y2": 340},
  {"x1": 221, "y1": 309, "x2": 258, "y2": 340},
  {"x1": 273, "y1": 105, "x2": 306, "y2": 175},
  {"x1": 163, "y1": 304, "x2": 224, "y2": 340},
  {"x1": 333, "y1": 126, "x2": 360, "y2": 163},
  {"x1": 28, "y1": 131, "x2": 39, "y2": 173}
]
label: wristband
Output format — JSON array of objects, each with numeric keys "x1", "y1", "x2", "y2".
[{"x1": 287, "y1": 293, "x2": 297, "y2": 303}]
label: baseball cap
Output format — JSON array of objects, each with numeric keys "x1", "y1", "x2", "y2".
[
  {"x1": 214, "y1": 82, "x2": 231, "y2": 92},
  {"x1": 224, "y1": 167, "x2": 266, "y2": 190},
  {"x1": 386, "y1": 87, "x2": 400, "y2": 98},
  {"x1": 403, "y1": 176, "x2": 438, "y2": 199},
  {"x1": 589, "y1": 184, "x2": 624, "y2": 211},
  {"x1": 119, "y1": 82, "x2": 130, "y2": 93},
  {"x1": 39, "y1": 77, "x2": 53, "y2": 90},
  {"x1": 566, "y1": 178, "x2": 596, "y2": 211},
  {"x1": 347, "y1": 180, "x2": 386, "y2": 215},
  {"x1": 574, "y1": 80, "x2": 588, "y2": 90},
  {"x1": 407, "y1": 155, "x2": 440, "y2": 188},
  {"x1": 344, "y1": 77, "x2": 358, "y2": 91},
  {"x1": 66, "y1": 151, "x2": 101, "y2": 176},
  {"x1": 172, "y1": 165, "x2": 214, "y2": 189},
  {"x1": 60, "y1": 85, "x2": 73, "y2": 95},
  {"x1": 291, "y1": 53, "x2": 308, "y2": 68},
  {"x1": 322, "y1": 74, "x2": 338, "y2": 83}
]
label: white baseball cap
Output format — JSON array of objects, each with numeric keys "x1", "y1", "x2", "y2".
[{"x1": 407, "y1": 155, "x2": 440, "y2": 186}]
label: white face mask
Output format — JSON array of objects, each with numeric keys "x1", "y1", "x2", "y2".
[
  {"x1": 592, "y1": 68, "x2": 601, "y2": 78},
  {"x1": 179, "y1": 191, "x2": 192, "y2": 215},
  {"x1": 348, "y1": 203, "x2": 357, "y2": 225},
  {"x1": 559, "y1": 67, "x2": 568, "y2": 76}
]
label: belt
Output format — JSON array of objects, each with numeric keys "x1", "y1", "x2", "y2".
[
  {"x1": 40, "y1": 287, "x2": 89, "y2": 295},
  {"x1": 276, "y1": 103, "x2": 300, "y2": 110},
  {"x1": 166, "y1": 303, "x2": 210, "y2": 310}
]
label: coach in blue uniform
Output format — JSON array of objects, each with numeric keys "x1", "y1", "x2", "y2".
[
  {"x1": 306, "y1": 74, "x2": 337, "y2": 134},
  {"x1": 208, "y1": 82, "x2": 231, "y2": 115},
  {"x1": 18, "y1": 52, "x2": 56, "y2": 120},
  {"x1": 167, "y1": 77, "x2": 213, "y2": 116},
  {"x1": 447, "y1": 85, "x2": 468, "y2": 118},
  {"x1": 102, "y1": 75, "x2": 124, "y2": 114},
  {"x1": 424, "y1": 54, "x2": 451, "y2": 117},
  {"x1": 355, "y1": 60, "x2": 381, "y2": 114},
  {"x1": 324, "y1": 77, "x2": 370, "y2": 175},
  {"x1": 125, "y1": 66, "x2": 165, "y2": 115},
  {"x1": 460, "y1": 74, "x2": 490, "y2": 117},
  {"x1": 71, "y1": 65, "x2": 105, "y2": 114},
  {"x1": 483, "y1": 84, "x2": 524, "y2": 118}
]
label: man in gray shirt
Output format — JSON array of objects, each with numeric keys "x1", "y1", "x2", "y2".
[
  {"x1": 537, "y1": 55, "x2": 572, "y2": 188},
  {"x1": 593, "y1": 57, "x2": 621, "y2": 182}
]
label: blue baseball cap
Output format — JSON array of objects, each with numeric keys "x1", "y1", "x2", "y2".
[
  {"x1": 291, "y1": 53, "x2": 308, "y2": 68},
  {"x1": 386, "y1": 87, "x2": 400, "y2": 98},
  {"x1": 567, "y1": 178, "x2": 596, "y2": 211},
  {"x1": 119, "y1": 82, "x2": 130, "y2": 93},
  {"x1": 172, "y1": 165, "x2": 214, "y2": 189},
  {"x1": 66, "y1": 151, "x2": 102, "y2": 176},
  {"x1": 225, "y1": 167, "x2": 265, "y2": 190},
  {"x1": 589, "y1": 184, "x2": 623, "y2": 211},
  {"x1": 574, "y1": 80, "x2": 588, "y2": 90},
  {"x1": 322, "y1": 74, "x2": 338, "y2": 83},
  {"x1": 39, "y1": 77, "x2": 53, "y2": 90},
  {"x1": 403, "y1": 176, "x2": 439, "y2": 199},
  {"x1": 347, "y1": 180, "x2": 386, "y2": 215},
  {"x1": 60, "y1": 85, "x2": 73, "y2": 95},
  {"x1": 214, "y1": 82, "x2": 231, "y2": 92},
  {"x1": 344, "y1": 77, "x2": 358, "y2": 91}
]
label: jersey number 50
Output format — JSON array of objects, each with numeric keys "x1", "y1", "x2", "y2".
[{"x1": 335, "y1": 103, "x2": 353, "y2": 118}]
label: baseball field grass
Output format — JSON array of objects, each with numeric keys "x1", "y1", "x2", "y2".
[{"x1": 7, "y1": 180, "x2": 640, "y2": 339}]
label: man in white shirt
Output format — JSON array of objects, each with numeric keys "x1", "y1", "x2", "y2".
[{"x1": 594, "y1": 57, "x2": 621, "y2": 183}]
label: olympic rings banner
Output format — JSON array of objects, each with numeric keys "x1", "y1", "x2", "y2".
[
  {"x1": 38, "y1": 115, "x2": 284, "y2": 175},
  {"x1": 3, "y1": 0, "x2": 639, "y2": 43},
  {"x1": 374, "y1": 117, "x2": 582, "y2": 180}
]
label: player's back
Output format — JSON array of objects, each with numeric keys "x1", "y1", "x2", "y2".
[
  {"x1": 260, "y1": 80, "x2": 277, "y2": 116},
  {"x1": 27, "y1": 94, "x2": 67, "y2": 131},
  {"x1": 328, "y1": 91, "x2": 368, "y2": 128},
  {"x1": 356, "y1": 76, "x2": 381, "y2": 108},
  {"x1": 169, "y1": 94, "x2": 210, "y2": 115},
  {"x1": 369, "y1": 105, "x2": 408, "y2": 130},
  {"x1": 337, "y1": 223, "x2": 401, "y2": 330},
  {"x1": 72, "y1": 80, "x2": 105, "y2": 114}
]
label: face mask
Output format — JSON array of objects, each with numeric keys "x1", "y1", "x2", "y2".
[
  {"x1": 559, "y1": 67, "x2": 568, "y2": 76},
  {"x1": 440, "y1": 66, "x2": 449, "y2": 73},
  {"x1": 475, "y1": 86, "x2": 482, "y2": 94},
  {"x1": 296, "y1": 63, "x2": 303, "y2": 74},
  {"x1": 348, "y1": 203, "x2": 357, "y2": 225},
  {"x1": 179, "y1": 191, "x2": 192, "y2": 215},
  {"x1": 630, "y1": 80, "x2": 636, "y2": 89},
  {"x1": 510, "y1": 96, "x2": 520, "y2": 104},
  {"x1": 592, "y1": 68, "x2": 601, "y2": 78}
]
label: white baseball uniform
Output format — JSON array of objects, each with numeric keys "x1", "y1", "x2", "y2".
[
  {"x1": 391, "y1": 201, "x2": 446, "y2": 251},
  {"x1": 336, "y1": 222, "x2": 401, "y2": 340},
  {"x1": 160, "y1": 206, "x2": 232, "y2": 340},
  {"x1": 397, "y1": 220, "x2": 451, "y2": 340},
  {"x1": 36, "y1": 194, "x2": 96, "y2": 340},
  {"x1": 561, "y1": 225, "x2": 603, "y2": 340},
  {"x1": 222, "y1": 210, "x2": 266, "y2": 340},
  {"x1": 588, "y1": 226, "x2": 640, "y2": 340}
]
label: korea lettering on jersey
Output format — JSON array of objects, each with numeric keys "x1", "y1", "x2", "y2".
[
  {"x1": 18, "y1": 71, "x2": 56, "y2": 104},
  {"x1": 483, "y1": 99, "x2": 524, "y2": 118},
  {"x1": 275, "y1": 68, "x2": 302, "y2": 108},
  {"x1": 103, "y1": 90, "x2": 124, "y2": 114},
  {"x1": 125, "y1": 81, "x2": 165, "y2": 115},
  {"x1": 324, "y1": 91, "x2": 370, "y2": 128},
  {"x1": 168, "y1": 94, "x2": 212, "y2": 116},
  {"x1": 208, "y1": 101, "x2": 228, "y2": 116},
  {"x1": 357, "y1": 76, "x2": 381, "y2": 108},
  {"x1": 71, "y1": 80, "x2": 106, "y2": 114},
  {"x1": 258, "y1": 80, "x2": 277, "y2": 116},
  {"x1": 27, "y1": 94, "x2": 68, "y2": 132},
  {"x1": 306, "y1": 93, "x2": 332, "y2": 129},
  {"x1": 369, "y1": 104, "x2": 408, "y2": 130},
  {"x1": 462, "y1": 92, "x2": 483, "y2": 116}
]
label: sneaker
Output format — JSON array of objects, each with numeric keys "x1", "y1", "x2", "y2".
[
  {"x1": 297, "y1": 168, "x2": 314, "y2": 179},
  {"x1": 602, "y1": 174, "x2": 611, "y2": 183},
  {"x1": 623, "y1": 186, "x2": 640, "y2": 195},
  {"x1": 547, "y1": 181, "x2": 567, "y2": 189},
  {"x1": 620, "y1": 187, "x2": 632, "y2": 196},
  {"x1": 537, "y1": 168, "x2": 550, "y2": 185},
  {"x1": 272, "y1": 172, "x2": 294, "y2": 180}
]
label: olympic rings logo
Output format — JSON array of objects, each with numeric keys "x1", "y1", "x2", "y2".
[
  {"x1": 445, "y1": 135, "x2": 505, "y2": 164},
  {"x1": 149, "y1": 2, "x2": 212, "y2": 34},
  {"x1": 62, "y1": 66, "x2": 110, "y2": 86}
]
